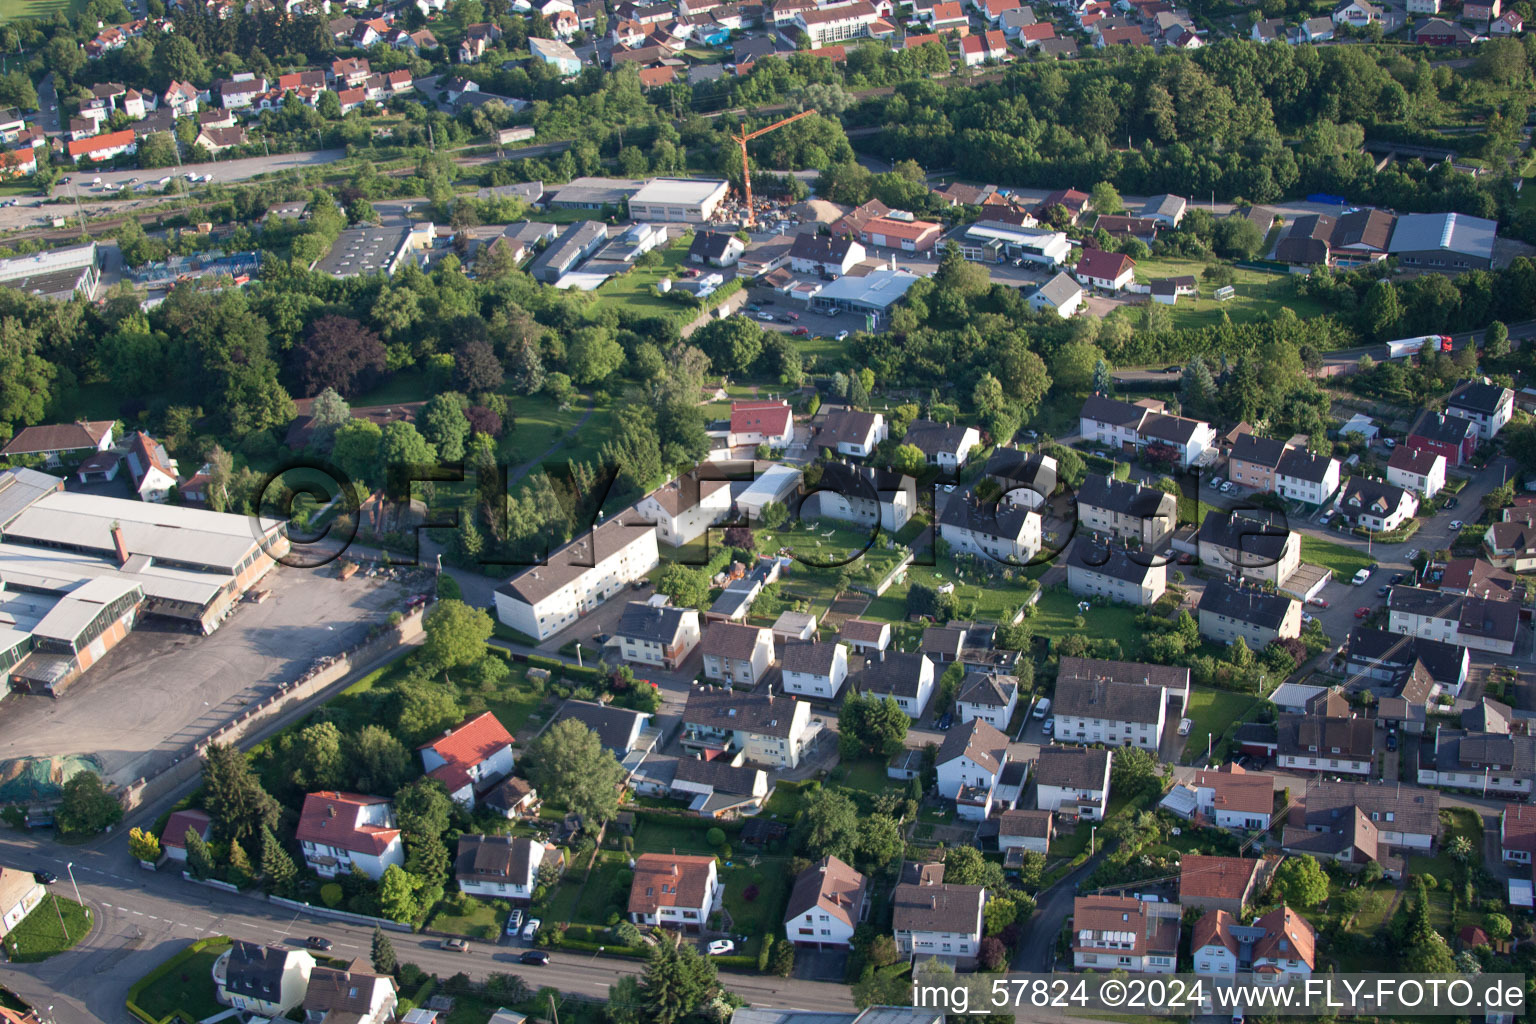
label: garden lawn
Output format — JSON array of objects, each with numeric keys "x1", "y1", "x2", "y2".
[
  {"x1": 720, "y1": 856, "x2": 791, "y2": 959},
  {"x1": 5, "y1": 896, "x2": 91, "y2": 962},
  {"x1": 573, "y1": 853, "x2": 631, "y2": 924},
  {"x1": 1406, "y1": 806, "x2": 1483, "y2": 880},
  {"x1": 131, "y1": 942, "x2": 231, "y2": 1022},
  {"x1": 1299, "y1": 535, "x2": 1374, "y2": 580},
  {"x1": 480, "y1": 664, "x2": 551, "y2": 735},
  {"x1": 1031, "y1": 588, "x2": 1143, "y2": 656},
  {"x1": 589, "y1": 241, "x2": 697, "y2": 321},
  {"x1": 0, "y1": 0, "x2": 88, "y2": 19},
  {"x1": 631, "y1": 819, "x2": 721, "y2": 856},
  {"x1": 866, "y1": 564, "x2": 1039, "y2": 634},
  {"x1": 1128, "y1": 256, "x2": 1330, "y2": 331},
  {"x1": 427, "y1": 897, "x2": 507, "y2": 941},
  {"x1": 1179, "y1": 688, "x2": 1260, "y2": 763}
]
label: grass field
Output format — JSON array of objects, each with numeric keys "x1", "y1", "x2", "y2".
[
  {"x1": 589, "y1": 240, "x2": 696, "y2": 319},
  {"x1": 5, "y1": 896, "x2": 91, "y2": 962},
  {"x1": 1300, "y1": 534, "x2": 1374, "y2": 580},
  {"x1": 1179, "y1": 687, "x2": 1261, "y2": 763},
  {"x1": 721, "y1": 856, "x2": 791, "y2": 958},
  {"x1": 427, "y1": 896, "x2": 507, "y2": 940},
  {"x1": 1407, "y1": 806, "x2": 1483, "y2": 880},
  {"x1": 1129, "y1": 256, "x2": 1329, "y2": 331},
  {"x1": 131, "y1": 942, "x2": 231, "y2": 1022},
  {"x1": 1032, "y1": 587, "x2": 1144, "y2": 655},
  {"x1": 0, "y1": 0, "x2": 89, "y2": 20}
]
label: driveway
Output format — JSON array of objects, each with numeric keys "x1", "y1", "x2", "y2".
[{"x1": 1012, "y1": 853, "x2": 1103, "y2": 972}]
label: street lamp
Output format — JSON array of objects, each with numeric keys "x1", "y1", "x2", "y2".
[
  {"x1": 1089, "y1": 825, "x2": 1098, "y2": 857},
  {"x1": 66, "y1": 862, "x2": 83, "y2": 911}
]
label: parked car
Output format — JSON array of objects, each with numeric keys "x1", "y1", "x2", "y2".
[
  {"x1": 791, "y1": 327, "x2": 809, "y2": 336},
  {"x1": 522, "y1": 918, "x2": 542, "y2": 942},
  {"x1": 1220, "y1": 482, "x2": 1234, "y2": 493},
  {"x1": 32, "y1": 870, "x2": 55, "y2": 884},
  {"x1": 1042, "y1": 717, "x2": 1055, "y2": 735},
  {"x1": 1307, "y1": 597, "x2": 1329, "y2": 608},
  {"x1": 1033, "y1": 698, "x2": 1051, "y2": 719},
  {"x1": 1445, "y1": 497, "x2": 1459, "y2": 510},
  {"x1": 305, "y1": 937, "x2": 333, "y2": 952},
  {"x1": 786, "y1": 312, "x2": 799, "y2": 321},
  {"x1": 1302, "y1": 612, "x2": 1315, "y2": 624},
  {"x1": 1318, "y1": 511, "x2": 1335, "y2": 526},
  {"x1": 1391, "y1": 573, "x2": 1406, "y2": 584},
  {"x1": 1376, "y1": 586, "x2": 1390, "y2": 597},
  {"x1": 936, "y1": 711, "x2": 953, "y2": 730},
  {"x1": 1207, "y1": 476, "x2": 1224, "y2": 490},
  {"x1": 1385, "y1": 732, "x2": 1398, "y2": 752},
  {"x1": 1355, "y1": 607, "x2": 1372, "y2": 619},
  {"x1": 443, "y1": 938, "x2": 470, "y2": 952},
  {"x1": 707, "y1": 940, "x2": 735, "y2": 956},
  {"x1": 1450, "y1": 520, "x2": 1465, "y2": 531},
  {"x1": 1351, "y1": 568, "x2": 1370, "y2": 586},
  {"x1": 1178, "y1": 718, "x2": 1193, "y2": 736},
  {"x1": 506, "y1": 909, "x2": 524, "y2": 937},
  {"x1": 521, "y1": 950, "x2": 550, "y2": 966},
  {"x1": 1163, "y1": 365, "x2": 1181, "y2": 373},
  {"x1": 835, "y1": 330, "x2": 849, "y2": 341},
  {"x1": 1384, "y1": 438, "x2": 1397, "y2": 449},
  {"x1": 756, "y1": 312, "x2": 774, "y2": 321}
]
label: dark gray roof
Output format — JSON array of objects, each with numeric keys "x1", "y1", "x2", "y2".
[
  {"x1": 1034, "y1": 745, "x2": 1110, "y2": 789},
  {"x1": 1057, "y1": 656, "x2": 1189, "y2": 692},
  {"x1": 224, "y1": 941, "x2": 294, "y2": 999},
  {"x1": 1067, "y1": 540, "x2": 1158, "y2": 585},
  {"x1": 936, "y1": 718, "x2": 1009, "y2": 774},
  {"x1": 553, "y1": 699, "x2": 648, "y2": 752},
  {"x1": 689, "y1": 230, "x2": 738, "y2": 261},
  {"x1": 616, "y1": 601, "x2": 695, "y2": 644},
  {"x1": 998, "y1": 808, "x2": 1052, "y2": 838},
  {"x1": 1053, "y1": 675, "x2": 1164, "y2": 725},
  {"x1": 701, "y1": 621, "x2": 770, "y2": 661},
  {"x1": 683, "y1": 686, "x2": 803, "y2": 738},
  {"x1": 985, "y1": 448, "x2": 1057, "y2": 495},
  {"x1": 851, "y1": 651, "x2": 932, "y2": 699},
  {"x1": 1347, "y1": 627, "x2": 1466, "y2": 686},
  {"x1": 1463, "y1": 697, "x2": 1513, "y2": 733},
  {"x1": 1079, "y1": 394, "x2": 1147, "y2": 429},
  {"x1": 1276, "y1": 213, "x2": 1336, "y2": 265},
  {"x1": 819, "y1": 408, "x2": 882, "y2": 449},
  {"x1": 1076, "y1": 473, "x2": 1174, "y2": 520},
  {"x1": 957, "y1": 671, "x2": 1017, "y2": 708},
  {"x1": 1140, "y1": 411, "x2": 1206, "y2": 445},
  {"x1": 1339, "y1": 476, "x2": 1414, "y2": 517},
  {"x1": 1302, "y1": 781, "x2": 1440, "y2": 838},
  {"x1": 1198, "y1": 578, "x2": 1296, "y2": 630},
  {"x1": 1432, "y1": 730, "x2": 1536, "y2": 779},
  {"x1": 1231, "y1": 433, "x2": 1289, "y2": 469},
  {"x1": 789, "y1": 233, "x2": 857, "y2": 264},
  {"x1": 938, "y1": 489, "x2": 1035, "y2": 544},
  {"x1": 920, "y1": 623, "x2": 968, "y2": 658},
  {"x1": 1389, "y1": 587, "x2": 1519, "y2": 643},
  {"x1": 1409, "y1": 410, "x2": 1478, "y2": 446},
  {"x1": 674, "y1": 755, "x2": 763, "y2": 794},
  {"x1": 1448, "y1": 379, "x2": 1511, "y2": 416},
  {"x1": 1277, "y1": 447, "x2": 1336, "y2": 484},
  {"x1": 455, "y1": 833, "x2": 540, "y2": 884},
  {"x1": 1199, "y1": 509, "x2": 1292, "y2": 565},
  {"x1": 1031, "y1": 270, "x2": 1082, "y2": 307},
  {"x1": 903, "y1": 419, "x2": 976, "y2": 458}
]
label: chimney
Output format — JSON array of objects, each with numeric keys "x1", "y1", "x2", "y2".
[{"x1": 111, "y1": 522, "x2": 129, "y2": 565}]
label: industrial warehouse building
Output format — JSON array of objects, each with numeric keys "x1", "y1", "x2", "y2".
[
  {"x1": 626, "y1": 178, "x2": 730, "y2": 223},
  {"x1": 0, "y1": 467, "x2": 289, "y2": 695},
  {"x1": 0, "y1": 242, "x2": 101, "y2": 302}
]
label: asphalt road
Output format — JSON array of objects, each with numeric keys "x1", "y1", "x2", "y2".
[{"x1": 0, "y1": 828, "x2": 855, "y2": 1024}]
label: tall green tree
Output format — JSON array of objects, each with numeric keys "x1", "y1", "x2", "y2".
[
  {"x1": 524, "y1": 719, "x2": 626, "y2": 825},
  {"x1": 56, "y1": 771, "x2": 122, "y2": 836},
  {"x1": 640, "y1": 941, "x2": 718, "y2": 1024},
  {"x1": 421, "y1": 392, "x2": 470, "y2": 463},
  {"x1": 422, "y1": 599, "x2": 494, "y2": 673},
  {"x1": 185, "y1": 826, "x2": 215, "y2": 880},
  {"x1": 260, "y1": 825, "x2": 299, "y2": 897},
  {"x1": 371, "y1": 926, "x2": 398, "y2": 974},
  {"x1": 201, "y1": 743, "x2": 280, "y2": 847}
]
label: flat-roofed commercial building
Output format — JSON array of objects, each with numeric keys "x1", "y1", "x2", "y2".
[
  {"x1": 627, "y1": 178, "x2": 730, "y2": 223},
  {"x1": 0, "y1": 242, "x2": 100, "y2": 301}
]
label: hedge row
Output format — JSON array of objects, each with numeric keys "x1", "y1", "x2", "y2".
[{"x1": 125, "y1": 936, "x2": 232, "y2": 1024}]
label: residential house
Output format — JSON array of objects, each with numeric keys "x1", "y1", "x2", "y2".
[
  {"x1": 1066, "y1": 541, "x2": 1166, "y2": 607},
  {"x1": 729, "y1": 400, "x2": 794, "y2": 449},
  {"x1": 789, "y1": 233, "x2": 865, "y2": 277},
  {"x1": 616, "y1": 600, "x2": 701, "y2": 669},
  {"x1": 1142, "y1": 194, "x2": 1187, "y2": 226},
  {"x1": 699, "y1": 622, "x2": 775, "y2": 686},
  {"x1": 1198, "y1": 509, "x2": 1300, "y2": 587},
  {"x1": 936, "y1": 718, "x2": 1010, "y2": 820},
  {"x1": 1075, "y1": 473, "x2": 1177, "y2": 549},
  {"x1": 0, "y1": 421, "x2": 115, "y2": 464},
  {"x1": 1276, "y1": 448, "x2": 1341, "y2": 506},
  {"x1": 1180, "y1": 854, "x2": 1264, "y2": 914},
  {"x1": 295, "y1": 792, "x2": 404, "y2": 880},
  {"x1": 114, "y1": 431, "x2": 178, "y2": 503},
  {"x1": 1407, "y1": 410, "x2": 1479, "y2": 467},
  {"x1": 795, "y1": 0, "x2": 879, "y2": 45},
  {"x1": 817, "y1": 409, "x2": 886, "y2": 457},
  {"x1": 1418, "y1": 729, "x2": 1536, "y2": 796},
  {"x1": 1035, "y1": 188, "x2": 1091, "y2": 222},
  {"x1": 996, "y1": 809, "x2": 1054, "y2": 855},
  {"x1": 553, "y1": 699, "x2": 654, "y2": 756},
  {"x1": 1300, "y1": 780, "x2": 1440, "y2": 849},
  {"x1": 1494, "y1": 8, "x2": 1523, "y2": 32},
  {"x1": 985, "y1": 448, "x2": 1057, "y2": 509},
  {"x1": 1389, "y1": 585, "x2": 1519, "y2": 656},
  {"x1": 418, "y1": 712, "x2": 516, "y2": 809},
  {"x1": 938, "y1": 489, "x2": 1041, "y2": 563},
  {"x1": 456, "y1": 834, "x2": 559, "y2": 901},
  {"x1": 1407, "y1": 0, "x2": 1440, "y2": 12},
  {"x1": 1277, "y1": 713, "x2": 1376, "y2": 776},
  {"x1": 1077, "y1": 394, "x2": 1214, "y2": 468},
  {"x1": 1332, "y1": 0, "x2": 1381, "y2": 23},
  {"x1": 689, "y1": 230, "x2": 746, "y2": 267},
  {"x1": 530, "y1": 36, "x2": 582, "y2": 74},
  {"x1": 784, "y1": 856, "x2": 867, "y2": 949},
  {"x1": 1052, "y1": 672, "x2": 1167, "y2": 751},
  {"x1": 682, "y1": 685, "x2": 815, "y2": 769},
  {"x1": 164, "y1": 80, "x2": 200, "y2": 116},
  {"x1": 1073, "y1": 895, "x2": 1180, "y2": 973},
  {"x1": 1346, "y1": 628, "x2": 1468, "y2": 698},
  {"x1": 1415, "y1": 14, "x2": 1481, "y2": 40},
  {"x1": 838, "y1": 618, "x2": 891, "y2": 655},
  {"x1": 959, "y1": 29, "x2": 1010, "y2": 63},
  {"x1": 1281, "y1": 808, "x2": 1396, "y2": 877},
  {"x1": 803, "y1": 462, "x2": 916, "y2": 534},
  {"x1": 1193, "y1": 906, "x2": 1316, "y2": 983},
  {"x1": 494, "y1": 512, "x2": 659, "y2": 641},
  {"x1": 0, "y1": 869, "x2": 43, "y2": 940},
  {"x1": 302, "y1": 965, "x2": 397, "y2": 1024},
  {"x1": 628, "y1": 853, "x2": 719, "y2": 930},
  {"x1": 1097, "y1": 216, "x2": 1161, "y2": 243},
  {"x1": 955, "y1": 672, "x2": 1018, "y2": 730},
  {"x1": 1059, "y1": 655, "x2": 1191, "y2": 706},
  {"x1": 1485, "y1": 507, "x2": 1536, "y2": 572},
  {"x1": 1387, "y1": 447, "x2": 1448, "y2": 499},
  {"x1": 850, "y1": 651, "x2": 936, "y2": 719},
  {"x1": 780, "y1": 641, "x2": 849, "y2": 701},
  {"x1": 1190, "y1": 764, "x2": 1276, "y2": 830},
  {"x1": 195, "y1": 125, "x2": 247, "y2": 154},
  {"x1": 902, "y1": 419, "x2": 982, "y2": 472},
  {"x1": 159, "y1": 808, "x2": 212, "y2": 863},
  {"x1": 633, "y1": 472, "x2": 731, "y2": 548},
  {"x1": 1447, "y1": 378, "x2": 1514, "y2": 440},
  {"x1": 1029, "y1": 271, "x2": 1084, "y2": 318},
  {"x1": 891, "y1": 880, "x2": 986, "y2": 964},
  {"x1": 1501, "y1": 804, "x2": 1536, "y2": 863},
  {"x1": 665, "y1": 754, "x2": 772, "y2": 818},
  {"x1": 216, "y1": 942, "x2": 315, "y2": 1017},
  {"x1": 66, "y1": 129, "x2": 137, "y2": 163},
  {"x1": 218, "y1": 74, "x2": 268, "y2": 108},
  {"x1": 1075, "y1": 249, "x2": 1136, "y2": 290},
  {"x1": 483, "y1": 776, "x2": 541, "y2": 820},
  {"x1": 1198, "y1": 578, "x2": 1302, "y2": 647},
  {"x1": 1035, "y1": 745, "x2": 1112, "y2": 819},
  {"x1": 857, "y1": 215, "x2": 944, "y2": 253},
  {"x1": 1337, "y1": 476, "x2": 1419, "y2": 532}
]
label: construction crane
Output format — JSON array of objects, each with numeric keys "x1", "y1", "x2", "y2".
[{"x1": 731, "y1": 108, "x2": 818, "y2": 228}]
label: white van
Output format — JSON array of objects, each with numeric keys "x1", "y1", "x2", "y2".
[{"x1": 1033, "y1": 698, "x2": 1051, "y2": 720}]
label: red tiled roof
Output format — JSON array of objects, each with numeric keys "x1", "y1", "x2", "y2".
[
  {"x1": 1018, "y1": 22, "x2": 1055, "y2": 39},
  {"x1": 1193, "y1": 764, "x2": 1275, "y2": 816},
  {"x1": 296, "y1": 792, "x2": 401, "y2": 856},
  {"x1": 808, "y1": 44, "x2": 847, "y2": 60},
  {"x1": 418, "y1": 712, "x2": 514, "y2": 793},
  {"x1": 1192, "y1": 907, "x2": 1239, "y2": 956},
  {"x1": 1, "y1": 420, "x2": 114, "y2": 455},
  {"x1": 931, "y1": 1, "x2": 964, "y2": 19},
  {"x1": 1506, "y1": 803, "x2": 1536, "y2": 853},
  {"x1": 629, "y1": 853, "x2": 716, "y2": 914},
  {"x1": 904, "y1": 31, "x2": 943, "y2": 47},
  {"x1": 161, "y1": 808, "x2": 211, "y2": 849},
  {"x1": 1180, "y1": 854, "x2": 1262, "y2": 903},
  {"x1": 67, "y1": 129, "x2": 136, "y2": 158},
  {"x1": 1076, "y1": 248, "x2": 1135, "y2": 280},
  {"x1": 1251, "y1": 905, "x2": 1315, "y2": 970},
  {"x1": 862, "y1": 215, "x2": 941, "y2": 242},
  {"x1": 730, "y1": 400, "x2": 792, "y2": 438}
]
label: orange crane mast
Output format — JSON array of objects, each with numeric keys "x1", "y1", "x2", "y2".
[{"x1": 731, "y1": 108, "x2": 818, "y2": 228}]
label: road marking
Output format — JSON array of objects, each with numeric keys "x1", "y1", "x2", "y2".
[
  {"x1": 101, "y1": 903, "x2": 113, "y2": 909},
  {"x1": 147, "y1": 915, "x2": 158, "y2": 921},
  {"x1": 132, "y1": 911, "x2": 143, "y2": 916}
]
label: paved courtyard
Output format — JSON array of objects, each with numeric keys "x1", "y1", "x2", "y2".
[{"x1": 0, "y1": 565, "x2": 411, "y2": 785}]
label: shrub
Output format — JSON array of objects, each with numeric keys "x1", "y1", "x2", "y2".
[
  {"x1": 742, "y1": 884, "x2": 759, "y2": 902},
  {"x1": 706, "y1": 827, "x2": 726, "y2": 847},
  {"x1": 320, "y1": 883, "x2": 344, "y2": 908}
]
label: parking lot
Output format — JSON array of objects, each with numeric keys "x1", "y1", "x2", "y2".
[{"x1": 0, "y1": 564, "x2": 412, "y2": 785}]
